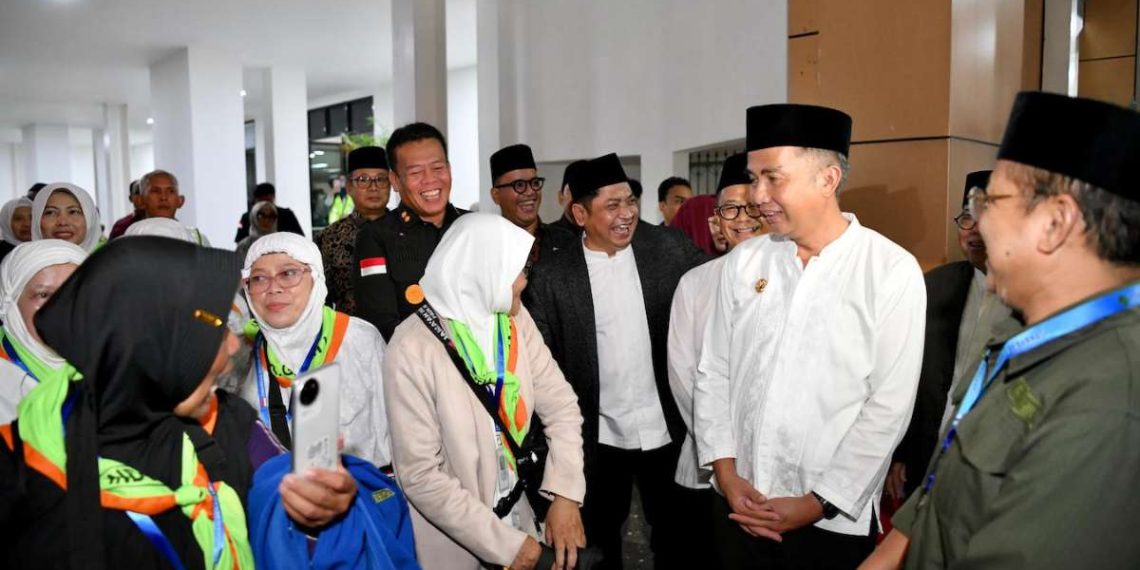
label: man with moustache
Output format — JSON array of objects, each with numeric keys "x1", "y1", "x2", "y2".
[
  {"x1": 695, "y1": 104, "x2": 926, "y2": 568},
  {"x1": 524, "y1": 153, "x2": 706, "y2": 569},
  {"x1": 863, "y1": 92, "x2": 1140, "y2": 570},
  {"x1": 354, "y1": 122, "x2": 466, "y2": 341},
  {"x1": 137, "y1": 169, "x2": 210, "y2": 245},
  {"x1": 885, "y1": 170, "x2": 1018, "y2": 502},
  {"x1": 317, "y1": 146, "x2": 392, "y2": 315},
  {"x1": 489, "y1": 144, "x2": 576, "y2": 275},
  {"x1": 667, "y1": 152, "x2": 764, "y2": 568}
]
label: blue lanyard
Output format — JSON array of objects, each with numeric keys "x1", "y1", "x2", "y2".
[
  {"x1": 254, "y1": 326, "x2": 323, "y2": 427},
  {"x1": 1, "y1": 335, "x2": 35, "y2": 381},
  {"x1": 924, "y1": 282, "x2": 1140, "y2": 493}
]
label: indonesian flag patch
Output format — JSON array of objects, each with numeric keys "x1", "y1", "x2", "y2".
[{"x1": 359, "y1": 257, "x2": 388, "y2": 277}]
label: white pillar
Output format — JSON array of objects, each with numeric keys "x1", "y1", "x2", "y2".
[
  {"x1": 476, "y1": 0, "x2": 502, "y2": 213},
  {"x1": 1042, "y1": 0, "x2": 1081, "y2": 95},
  {"x1": 150, "y1": 47, "x2": 246, "y2": 247},
  {"x1": 261, "y1": 65, "x2": 313, "y2": 235},
  {"x1": 104, "y1": 104, "x2": 132, "y2": 221},
  {"x1": 392, "y1": 0, "x2": 448, "y2": 131},
  {"x1": 92, "y1": 128, "x2": 112, "y2": 225},
  {"x1": 638, "y1": 149, "x2": 689, "y2": 225},
  {"x1": 0, "y1": 143, "x2": 17, "y2": 200},
  {"x1": 21, "y1": 124, "x2": 71, "y2": 184}
]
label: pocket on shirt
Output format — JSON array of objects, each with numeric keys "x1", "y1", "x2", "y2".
[{"x1": 955, "y1": 404, "x2": 1025, "y2": 476}]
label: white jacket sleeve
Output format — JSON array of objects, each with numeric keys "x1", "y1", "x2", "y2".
[{"x1": 694, "y1": 253, "x2": 738, "y2": 467}]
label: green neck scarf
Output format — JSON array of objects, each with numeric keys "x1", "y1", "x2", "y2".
[
  {"x1": 15, "y1": 370, "x2": 255, "y2": 569},
  {"x1": 246, "y1": 305, "x2": 339, "y2": 381},
  {"x1": 448, "y1": 314, "x2": 529, "y2": 470}
]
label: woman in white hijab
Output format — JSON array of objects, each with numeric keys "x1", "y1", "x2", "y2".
[
  {"x1": 0, "y1": 239, "x2": 88, "y2": 422},
  {"x1": 236, "y1": 201, "x2": 277, "y2": 262},
  {"x1": 0, "y1": 197, "x2": 33, "y2": 261},
  {"x1": 385, "y1": 214, "x2": 586, "y2": 570},
  {"x1": 124, "y1": 216, "x2": 210, "y2": 245},
  {"x1": 31, "y1": 183, "x2": 104, "y2": 252},
  {"x1": 238, "y1": 232, "x2": 390, "y2": 467}
]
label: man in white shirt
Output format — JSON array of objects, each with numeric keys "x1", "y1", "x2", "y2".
[
  {"x1": 667, "y1": 152, "x2": 764, "y2": 565},
  {"x1": 886, "y1": 170, "x2": 1018, "y2": 502},
  {"x1": 525, "y1": 153, "x2": 707, "y2": 569},
  {"x1": 695, "y1": 104, "x2": 926, "y2": 568}
]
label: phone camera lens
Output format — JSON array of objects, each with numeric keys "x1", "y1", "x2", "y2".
[{"x1": 299, "y1": 379, "x2": 320, "y2": 406}]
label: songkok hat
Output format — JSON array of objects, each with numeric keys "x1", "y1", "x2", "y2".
[
  {"x1": 490, "y1": 144, "x2": 537, "y2": 181},
  {"x1": 347, "y1": 146, "x2": 389, "y2": 173},
  {"x1": 998, "y1": 91, "x2": 1140, "y2": 200},
  {"x1": 573, "y1": 153, "x2": 629, "y2": 202},
  {"x1": 717, "y1": 153, "x2": 752, "y2": 193},
  {"x1": 746, "y1": 104, "x2": 853, "y2": 156},
  {"x1": 962, "y1": 170, "x2": 992, "y2": 209}
]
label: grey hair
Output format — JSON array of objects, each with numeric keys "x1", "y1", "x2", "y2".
[
  {"x1": 799, "y1": 148, "x2": 850, "y2": 194},
  {"x1": 139, "y1": 169, "x2": 179, "y2": 194}
]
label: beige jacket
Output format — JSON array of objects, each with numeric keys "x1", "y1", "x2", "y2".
[{"x1": 384, "y1": 307, "x2": 585, "y2": 570}]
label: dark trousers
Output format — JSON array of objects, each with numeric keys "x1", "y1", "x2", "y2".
[
  {"x1": 674, "y1": 485, "x2": 720, "y2": 569},
  {"x1": 582, "y1": 442, "x2": 689, "y2": 570},
  {"x1": 712, "y1": 495, "x2": 875, "y2": 570}
]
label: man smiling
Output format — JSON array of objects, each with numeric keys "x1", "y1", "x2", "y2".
[
  {"x1": 354, "y1": 122, "x2": 466, "y2": 340},
  {"x1": 524, "y1": 153, "x2": 706, "y2": 569},
  {"x1": 489, "y1": 143, "x2": 575, "y2": 275}
]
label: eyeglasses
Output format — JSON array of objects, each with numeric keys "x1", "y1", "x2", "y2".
[
  {"x1": 245, "y1": 267, "x2": 311, "y2": 293},
  {"x1": 494, "y1": 177, "x2": 545, "y2": 194},
  {"x1": 953, "y1": 211, "x2": 976, "y2": 230},
  {"x1": 966, "y1": 186, "x2": 1017, "y2": 219},
  {"x1": 351, "y1": 175, "x2": 391, "y2": 189},
  {"x1": 716, "y1": 203, "x2": 764, "y2": 221}
]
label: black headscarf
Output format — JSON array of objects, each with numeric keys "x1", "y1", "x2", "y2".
[{"x1": 34, "y1": 236, "x2": 241, "y2": 569}]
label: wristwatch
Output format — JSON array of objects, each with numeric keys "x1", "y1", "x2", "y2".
[{"x1": 811, "y1": 491, "x2": 840, "y2": 520}]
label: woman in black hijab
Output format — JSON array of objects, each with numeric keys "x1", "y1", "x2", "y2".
[{"x1": 0, "y1": 236, "x2": 356, "y2": 569}]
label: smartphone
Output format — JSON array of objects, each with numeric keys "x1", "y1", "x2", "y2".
[{"x1": 290, "y1": 361, "x2": 342, "y2": 474}]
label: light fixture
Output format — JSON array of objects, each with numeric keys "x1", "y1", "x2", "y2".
[
  {"x1": 146, "y1": 117, "x2": 154, "y2": 125},
  {"x1": 241, "y1": 89, "x2": 247, "y2": 97},
  {"x1": 312, "y1": 150, "x2": 325, "y2": 156},
  {"x1": 312, "y1": 162, "x2": 329, "y2": 169}
]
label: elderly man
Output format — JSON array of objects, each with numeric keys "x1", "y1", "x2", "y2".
[
  {"x1": 863, "y1": 92, "x2": 1140, "y2": 570},
  {"x1": 137, "y1": 169, "x2": 209, "y2": 245},
  {"x1": 525, "y1": 153, "x2": 706, "y2": 569},
  {"x1": 354, "y1": 122, "x2": 466, "y2": 341},
  {"x1": 695, "y1": 104, "x2": 926, "y2": 569},
  {"x1": 489, "y1": 143, "x2": 575, "y2": 274},
  {"x1": 317, "y1": 146, "x2": 391, "y2": 315}
]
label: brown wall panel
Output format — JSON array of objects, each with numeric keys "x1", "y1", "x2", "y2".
[
  {"x1": 842, "y1": 138, "x2": 950, "y2": 268},
  {"x1": 945, "y1": 138, "x2": 1000, "y2": 263},
  {"x1": 789, "y1": 35, "x2": 822, "y2": 103},
  {"x1": 1078, "y1": 56, "x2": 1138, "y2": 106},
  {"x1": 789, "y1": 0, "x2": 821, "y2": 36},
  {"x1": 798, "y1": 0, "x2": 952, "y2": 142},
  {"x1": 1079, "y1": 0, "x2": 1139, "y2": 60}
]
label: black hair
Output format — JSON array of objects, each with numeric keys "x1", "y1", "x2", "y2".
[
  {"x1": 253, "y1": 182, "x2": 276, "y2": 199},
  {"x1": 657, "y1": 176, "x2": 691, "y2": 203},
  {"x1": 386, "y1": 122, "x2": 448, "y2": 173},
  {"x1": 629, "y1": 178, "x2": 643, "y2": 199},
  {"x1": 26, "y1": 182, "x2": 47, "y2": 200}
]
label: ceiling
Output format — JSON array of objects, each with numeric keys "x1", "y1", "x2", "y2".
[{"x1": 0, "y1": 0, "x2": 477, "y2": 140}]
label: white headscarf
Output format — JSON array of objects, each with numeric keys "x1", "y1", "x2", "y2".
[
  {"x1": 420, "y1": 213, "x2": 534, "y2": 358},
  {"x1": 124, "y1": 217, "x2": 198, "y2": 243},
  {"x1": 242, "y1": 232, "x2": 328, "y2": 370},
  {"x1": 249, "y1": 201, "x2": 278, "y2": 239},
  {"x1": 0, "y1": 198, "x2": 33, "y2": 246},
  {"x1": 0, "y1": 240, "x2": 88, "y2": 368},
  {"x1": 31, "y1": 183, "x2": 102, "y2": 252}
]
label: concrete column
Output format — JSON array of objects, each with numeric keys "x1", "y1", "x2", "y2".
[
  {"x1": 261, "y1": 65, "x2": 313, "y2": 235},
  {"x1": 150, "y1": 47, "x2": 246, "y2": 247},
  {"x1": 0, "y1": 143, "x2": 18, "y2": 200},
  {"x1": 1042, "y1": 0, "x2": 1081, "y2": 95},
  {"x1": 104, "y1": 104, "x2": 132, "y2": 220},
  {"x1": 21, "y1": 124, "x2": 71, "y2": 184},
  {"x1": 92, "y1": 128, "x2": 112, "y2": 224},
  {"x1": 476, "y1": 0, "x2": 502, "y2": 212},
  {"x1": 392, "y1": 0, "x2": 448, "y2": 131}
]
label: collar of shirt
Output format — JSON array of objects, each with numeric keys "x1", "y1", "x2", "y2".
[
  {"x1": 988, "y1": 303, "x2": 1139, "y2": 380},
  {"x1": 582, "y1": 239, "x2": 633, "y2": 264},
  {"x1": 393, "y1": 203, "x2": 460, "y2": 228},
  {"x1": 768, "y1": 213, "x2": 862, "y2": 269}
]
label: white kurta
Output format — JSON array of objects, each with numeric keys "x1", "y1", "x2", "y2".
[
  {"x1": 667, "y1": 256, "x2": 727, "y2": 489},
  {"x1": 584, "y1": 244, "x2": 671, "y2": 451},
  {"x1": 0, "y1": 359, "x2": 36, "y2": 424},
  {"x1": 695, "y1": 214, "x2": 926, "y2": 536},
  {"x1": 236, "y1": 316, "x2": 392, "y2": 467}
]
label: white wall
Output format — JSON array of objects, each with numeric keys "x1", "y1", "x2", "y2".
[
  {"x1": 500, "y1": 0, "x2": 787, "y2": 223},
  {"x1": 68, "y1": 128, "x2": 96, "y2": 200},
  {"x1": 130, "y1": 143, "x2": 155, "y2": 182},
  {"x1": 0, "y1": 144, "x2": 19, "y2": 201},
  {"x1": 447, "y1": 65, "x2": 480, "y2": 210}
]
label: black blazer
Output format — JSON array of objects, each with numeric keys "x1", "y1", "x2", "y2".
[
  {"x1": 895, "y1": 261, "x2": 975, "y2": 493},
  {"x1": 523, "y1": 223, "x2": 707, "y2": 474}
]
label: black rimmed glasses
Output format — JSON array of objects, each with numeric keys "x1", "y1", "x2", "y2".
[
  {"x1": 351, "y1": 175, "x2": 391, "y2": 189},
  {"x1": 494, "y1": 177, "x2": 545, "y2": 194},
  {"x1": 953, "y1": 211, "x2": 976, "y2": 230},
  {"x1": 716, "y1": 203, "x2": 764, "y2": 221},
  {"x1": 966, "y1": 186, "x2": 1017, "y2": 219}
]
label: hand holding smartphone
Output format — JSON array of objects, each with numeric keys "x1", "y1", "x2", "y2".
[{"x1": 290, "y1": 361, "x2": 342, "y2": 474}]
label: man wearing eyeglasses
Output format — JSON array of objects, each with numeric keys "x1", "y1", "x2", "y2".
[
  {"x1": 885, "y1": 171, "x2": 1017, "y2": 505},
  {"x1": 489, "y1": 144, "x2": 576, "y2": 275},
  {"x1": 316, "y1": 146, "x2": 392, "y2": 316}
]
